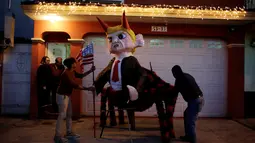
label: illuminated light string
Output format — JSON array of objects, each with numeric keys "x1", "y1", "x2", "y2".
[{"x1": 33, "y1": 1, "x2": 247, "y2": 20}]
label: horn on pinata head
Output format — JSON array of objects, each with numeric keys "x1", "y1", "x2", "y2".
[
  {"x1": 121, "y1": 11, "x2": 131, "y2": 30},
  {"x1": 96, "y1": 17, "x2": 109, "y2": 32}
]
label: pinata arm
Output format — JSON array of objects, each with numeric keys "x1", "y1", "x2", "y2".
[{"x1": 94, "y1": 57, "x2": 115, "y2": 95}]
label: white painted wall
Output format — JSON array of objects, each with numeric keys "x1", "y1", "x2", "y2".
[{"x1": 1, "y1": 44, "x2": 31, "y2": 114}]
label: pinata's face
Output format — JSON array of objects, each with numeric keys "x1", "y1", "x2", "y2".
[
  {"x1": 107, "y1": 30, "x2": 135, "y2": 54},
  {"x1": 97, "y1": 12, "x2": 137, "y2": 55}
]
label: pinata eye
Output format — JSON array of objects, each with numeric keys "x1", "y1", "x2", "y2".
[
  {"x1": 108, "y1": 37, "x2": 112, "y2": 42},
  {"x1": 118, "y1": 33, "x2": 126, "y2": 39}
]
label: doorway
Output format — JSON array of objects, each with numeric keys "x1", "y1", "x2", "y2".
[{"x1": 47, "y1": 43, "x2": 71, "y2": 62}]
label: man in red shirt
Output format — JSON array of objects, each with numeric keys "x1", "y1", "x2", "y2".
[
  {"x1": 49, "y1": 57, "x2": 65, "y2": 113},
  {"x1": 54, "y1": 57, "x2": 95, "y2": 143}
]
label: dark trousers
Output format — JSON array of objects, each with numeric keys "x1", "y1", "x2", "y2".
[
  {"x1": 184, "y1": 96, "x2": 204, "y2": 143},
  {"x1": 51, "y1": 86, "x2": 59, "y2": 113},
  {"x1": 37, "y1": 88, "x2": 51, "y2": 118}
]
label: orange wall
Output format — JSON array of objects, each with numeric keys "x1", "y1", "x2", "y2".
[
  {"x1": 34, "y1": 21, "x2": 103, "y2": 39},
  {"x1": 30, "y1": 20, "x2": 246, "y2": 119},
  {"x1": 228, "y1": 45, "x2": 245, "y2": 118},
  {"x1": 30, "y1": 42, "x2": 46, "y2": 119},
  {"x1": 34, "y1": 20, "x2": 233, "y2": 39}
]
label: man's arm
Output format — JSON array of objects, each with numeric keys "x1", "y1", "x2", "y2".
[
  {"x1": 36, "y1": 66, "x2": 45, "y2": 88},
  {"x1": 63, "y1": 72, "x2": 85, "y2": 90},
  {"x1": 83, "y1": 69, "x2": 93, "y2": 77},
  {"x1": 173, "y1": 80, "x2": 179, "y2": 95},
  {"x1": 37, "y1": 65, "x2": 50, "y2": 89},
  {"x1": 74, "y1": 69, "x2": 93, "y2": 79}
]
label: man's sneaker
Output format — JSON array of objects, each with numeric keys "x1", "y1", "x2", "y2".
[
  {"x1": 65, "y1": 132, "x2": 80, "y2": 139},
  {"x1": 54, "y1": 136, "x2": 68, "y2": 143}
]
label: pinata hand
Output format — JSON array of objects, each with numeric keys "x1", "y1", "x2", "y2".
[{"x1": 127, "y1": 85, "x2": 139, "y2": 101}]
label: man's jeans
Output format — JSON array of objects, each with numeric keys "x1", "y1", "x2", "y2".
[
  {"x1": 184, "y1": 96, "x2": 205, "y2": 143},
  {"x1": 55, "y1": 94, "x2": 72, "y2": 136}
]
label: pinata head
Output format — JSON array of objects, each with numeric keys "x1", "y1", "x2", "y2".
[{"x1": 96, "y1": 11, "x2": 140, "y2": 54}]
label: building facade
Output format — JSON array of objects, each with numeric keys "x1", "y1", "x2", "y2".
[{"x1": 17, "y1": 0, "x2": 255, "y2": 119}]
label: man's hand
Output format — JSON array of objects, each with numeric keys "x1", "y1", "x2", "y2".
[
  {"x1": 86, "y1": 86, "x2": 95, "y2": 91},
  {"x1": 90, "y1": 65, "x2": 96, "y2": 72}
]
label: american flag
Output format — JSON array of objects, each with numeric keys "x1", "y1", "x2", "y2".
[{"x1": 76, "y1": 42, "x2": 94, "y2": 71}]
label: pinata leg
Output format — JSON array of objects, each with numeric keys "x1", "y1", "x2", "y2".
[
  {"x1": 108, "y1": 101, "x2": 117, "y2": 126},
  {"x1": 127, "y1": 109, "x2": 136, "y2": 130},
  {"x1": 118, "y1": 108, "x2": 125, "y2": 124},
  {"x1": 155, "y1": 101, "x2": 169, "y2": 143},
  {"x1": 100, "y1": 94, "x2": 107, "y2": 127},
  {"x1": 165, "y1": 100, "x2": 177, "y2": 139},
  {"x1": 165, "y1": 86, "x2": 178, "y2": 139}
]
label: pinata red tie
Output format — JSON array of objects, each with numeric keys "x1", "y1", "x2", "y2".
[{"x1": 112, "y1": 60, "x2": 120, "y2": 82}]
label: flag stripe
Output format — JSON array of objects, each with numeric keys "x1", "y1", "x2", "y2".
[
  {"x1": 75, "y1": 49, "x2": 82, "y2": 61},
  {"x1": 83, "y1": 54, "x2": 93, "y2": 58},
  {"x1": 82, "y1": 58, "x2": 94, "y2": 62},
  {"x1": 81, "y1": 61, "x2": 94, "y2": 66}
]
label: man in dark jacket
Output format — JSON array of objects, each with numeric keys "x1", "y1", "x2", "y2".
[
  {"x1": 172, "y1": 65, "x2": 205, "y2": 143},
  {"x1": 37, "y1": 56, "x2": 51, "y2": 118}
]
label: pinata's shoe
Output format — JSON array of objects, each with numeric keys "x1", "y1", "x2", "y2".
[{"x1": 54, "y1": 136, "x2": 68, "y2": 143}]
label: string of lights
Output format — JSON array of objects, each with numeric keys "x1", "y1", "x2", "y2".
[{"x1": 32, "y1": 1, "x2": 247, "y2": 20}]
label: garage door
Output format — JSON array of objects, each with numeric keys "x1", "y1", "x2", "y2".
[{"x1": 82, "y1": 35, "x2": 227, "y2": 117}]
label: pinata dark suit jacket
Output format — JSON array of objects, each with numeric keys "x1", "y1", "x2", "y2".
[{"x1": 95, "y1": 56, "x2": 143, "y2": 96}]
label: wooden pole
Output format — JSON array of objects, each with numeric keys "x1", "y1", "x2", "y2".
[
  {"x1": 149, "y1": 62, "x2": 153, "y2": 72},
  {"x1": 92, "y1": 62, "x2": 96, "y2": 138}
]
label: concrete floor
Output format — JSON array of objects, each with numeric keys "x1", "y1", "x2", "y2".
[{"x1": 0, "y1": 117, "x2": 255, "y2": 143}]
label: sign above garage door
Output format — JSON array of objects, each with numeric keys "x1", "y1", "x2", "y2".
[{"x1": 151, "y1": 26, "x2": 168, "y2": 32}]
